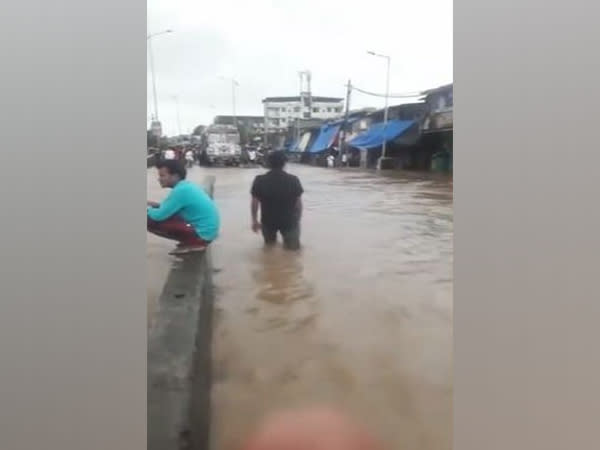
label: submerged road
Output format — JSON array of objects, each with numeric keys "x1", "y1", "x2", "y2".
[{"x1": 147, "y1": 164, "x2": 453, "y2": 450}]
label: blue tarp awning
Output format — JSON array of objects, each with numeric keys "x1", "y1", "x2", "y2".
[
  {"x1": 285, "y1": 138, "x2": 299, "y2": 152},
  {"x1": 307, "y1": 124, "x2": 340, "y2": 153},
  {"x1": 348, "y1": 120, "x2": 416, "y2": 149}
]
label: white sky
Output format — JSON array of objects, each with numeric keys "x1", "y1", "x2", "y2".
[{"x1": 147, "y1": 0, "x2": 453, "y2": 136}]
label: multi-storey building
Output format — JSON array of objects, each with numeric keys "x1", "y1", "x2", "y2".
[{"x1": 262, "y1": 96, "x2": 344, "y2": 131}]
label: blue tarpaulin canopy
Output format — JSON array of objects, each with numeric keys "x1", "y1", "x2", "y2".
[
  {"x1": 297, "y1": 131, "x2": 313, "y2": 152},
  {"x1": 348, "y1": 120, "x2": 416, "y2": 149},
  {"x1": 307, "y1": 124, "x2": 340, "y2": 153},
  {"x1": 285, "y1": 138, "x2": 299, "y2": 152}
]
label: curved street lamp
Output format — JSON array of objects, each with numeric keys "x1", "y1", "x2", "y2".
[
  {"x1": 219, "y1": 76, "x2": 240, "y2": 128},
  {"x1": 367, "y1": 50, "x2": 391, "y2": 167},
  {"x1": 147, "y1": 29, "x2": 173, "y2": 121}
]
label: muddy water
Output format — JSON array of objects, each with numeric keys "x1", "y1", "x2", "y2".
[{"x1": 147, "y1": 165, "x2": 453, "y2": 450}]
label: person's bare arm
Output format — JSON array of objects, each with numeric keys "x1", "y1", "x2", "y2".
[
  {"x1": 296, "y1": 196, "x2": 303, "y2": 221},
  {"x1": 295, "y1": 176, "x2": 304, "y2": 222},
  {"x1": 251, "y1": 196, "x2": 261, "y2": 232},
  {"x1": 250, "y1": 177, "x2": 262, "y2": 233}
]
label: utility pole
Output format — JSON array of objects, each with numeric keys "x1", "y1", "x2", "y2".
[{"x1": 338, "y1": 79, "x2": 352, "y2": 165}]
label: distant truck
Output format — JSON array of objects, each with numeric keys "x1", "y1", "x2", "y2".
[{"x1": 202, "y1": 124, "x2": 241, "y2": 166}]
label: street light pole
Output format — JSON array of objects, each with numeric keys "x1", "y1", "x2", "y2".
[
  {"x1": 173, "y1": 95, "x2": 182, "y2": 137},
  {"x1": 367, "y1": 50, "x2": 391, "y2": 167},
  {"x1": 219, "y1": 76, "x2": 239, "y2": 128},
  {"x1": 148, "y1": 37, "x2": 158, "y2": 121},
  {"x1": 383, "y1": 55, "x2": 390, "y2": 159},
  {"x1": 147, "y1": 29, "x2": 173, "y2": 122},
  {"x1": 232, "y1": 80, "x2": 237, "y2": 128}
]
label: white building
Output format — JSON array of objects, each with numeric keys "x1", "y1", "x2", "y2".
[{"x1": 262, "y1": 96, "x2": 344, "y2": 131}]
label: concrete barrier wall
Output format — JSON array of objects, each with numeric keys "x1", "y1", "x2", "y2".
[{"x1": 148, "y1": 176, "x2": 216, "y2": 450}]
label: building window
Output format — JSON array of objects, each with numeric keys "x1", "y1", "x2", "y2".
[
  {"x1": 303, "y1": 112, "x2": 310, "y2": 118},
  {"x1": 293, "y1": 107, "x2": 300, "y2": 112},
  {"x1": 281, "y1": 107, "x2": 286, "y2": 112},
  {"x1": 327, "y1": 108, "x2": 332, "y2": 112},
  {"x1": 335, "y1": 107, "x2": 343, "y2": 113},
  {"x1": 312, "y1": 107, "x2": 319, "y2": 113}
]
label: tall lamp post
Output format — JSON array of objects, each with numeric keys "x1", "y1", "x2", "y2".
[
  {"x1": 147, "y1": 29, "x2": 173, "y2": 122},
  {"x1": 367, "y1": 50, "x2": 391, "y2": 169},
  {"x1": 172, "y1": 95, "x2": 182, "y2": 137},
  {"x1": 219, "y1": 76, "x2": 239, "y2": 128}
]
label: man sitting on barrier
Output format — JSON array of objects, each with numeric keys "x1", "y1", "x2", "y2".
[{"x1": 147, "y1": 159, "x2": 220, "y2": 255}]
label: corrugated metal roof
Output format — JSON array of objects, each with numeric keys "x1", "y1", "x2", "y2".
[{"x1": 420, "y1": 83, "x2": 453, "y2": 96}]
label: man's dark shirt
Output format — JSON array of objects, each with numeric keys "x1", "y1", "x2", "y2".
[{"x1": 251, "y1": 169, "x2": 303, "y2": 230}]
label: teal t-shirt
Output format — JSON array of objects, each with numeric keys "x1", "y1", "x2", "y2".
[{"x1": 147, "y1": 180, "x2": 220, "y2": 241}]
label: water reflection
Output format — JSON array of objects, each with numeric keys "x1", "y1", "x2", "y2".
[{"x1": 250, "y1": 248, "x2": 317, "y2": 333}]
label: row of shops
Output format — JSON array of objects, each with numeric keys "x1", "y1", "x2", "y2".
[{"x1": 283, "y1": 84, "x2": 453, "y2": 172}]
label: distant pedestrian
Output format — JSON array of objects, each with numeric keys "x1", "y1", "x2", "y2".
[
  {"x1": 248, "y1": 148, "x2": 257, "y2": 164},
  {"x1": 251, "y1": 151, "x2": 303, "y2": 250},
  {"x1": 184, "y1": 149, "x2": 194, "y2": 168},
  {"x1": 326, "y1": 154, "x2": 335, "y2": 168}
]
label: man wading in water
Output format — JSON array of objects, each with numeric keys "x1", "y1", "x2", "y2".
[
  {"x1": 251, "y1": 151, "x2": 303, "y2": 250},
  {"x1": 147, "y1": 160, "x2": 220, "y2": 255}
]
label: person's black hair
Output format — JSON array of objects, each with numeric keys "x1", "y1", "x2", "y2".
[
  {"x1": 156, "y1": 159, "x2": 187, "y2": 179},
  {"x1": 268, "y1": 150, "x2": 287, "y2": 169}
]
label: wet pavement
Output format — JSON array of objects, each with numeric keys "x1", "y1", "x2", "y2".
[{"x1": 147, "y1": 164, "x2": 453, "y2": 450}]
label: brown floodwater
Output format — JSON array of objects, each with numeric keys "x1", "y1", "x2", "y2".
[{"x1": 147, "y1": 164, "x2": 453, "y2": 450}]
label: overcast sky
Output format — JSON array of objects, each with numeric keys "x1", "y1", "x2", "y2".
[{"x1": 147, "y1": 0, "x2": 452, "y2": 136}]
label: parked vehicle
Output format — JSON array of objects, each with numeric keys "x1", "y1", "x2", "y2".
[{"x1": 202, "y1": 124, "x2": 241, "y2": 166}]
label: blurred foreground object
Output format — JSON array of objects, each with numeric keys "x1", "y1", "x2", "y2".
[{"x1": 240, "y1": 407, "x2": 385, "y2": 450}]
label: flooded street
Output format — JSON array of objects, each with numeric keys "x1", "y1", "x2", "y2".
[{"x1": 148, "y1": 164, "x2": 453, "y2": 450}]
